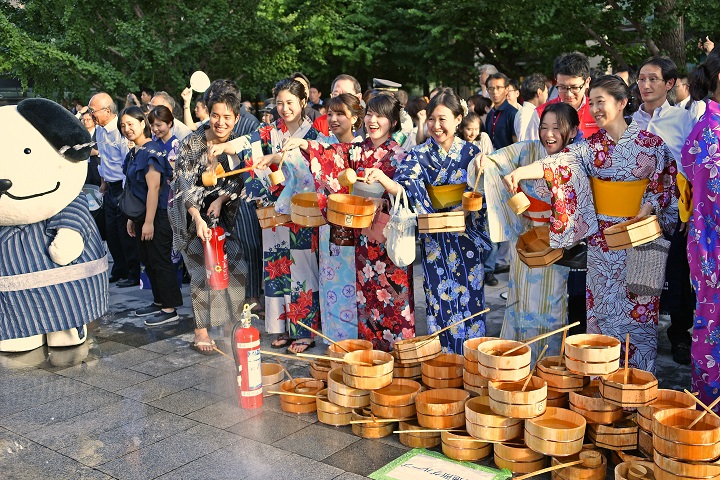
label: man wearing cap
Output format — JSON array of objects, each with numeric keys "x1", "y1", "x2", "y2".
[{"x1": 371, "y1": 78, "x2": 414, "y2": 138}]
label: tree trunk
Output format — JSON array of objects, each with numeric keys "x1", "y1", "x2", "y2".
[{"x1": 654, "y1": 0, "x2": 686, "y2": 70}]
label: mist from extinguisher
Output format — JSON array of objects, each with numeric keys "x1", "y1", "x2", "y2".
[{"x1": 204, "y1": 215, "x2": 230, "y2": 290}]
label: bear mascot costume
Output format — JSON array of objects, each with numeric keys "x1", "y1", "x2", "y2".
[{"x1": 0, "y1": 98, "x2": 108, "y2": 352}]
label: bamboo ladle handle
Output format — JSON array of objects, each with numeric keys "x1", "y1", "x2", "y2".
[
  {"x1": 298, "y1": 324, "x2": 349, "y2": 352},
  {"x1": 259, "y1": 350, "x2": 314, "y2": 363},
  {"x1": 502, "y1": 322, "x2": 580, "y2": 356},
  {"x1": 267, "y1": 391, "x2": 318, "y2": 399},
  {"x1": 521, "y1": 344, "x2": 548, "y2": 392},
  {"x1": 217, "y1": 165, "x2": 254, "y2": 178},
  {"x1": 557, "y1": 329, "x2": 568, "y2": 367},
  {"x1": 684, "y1": 389, "x2": 720, "y2": 428},
  {"x1": 624, "y1": 333, "x2": 631, "y2": 384},
  {"x1": 515, "y1": 459, "x2": 585, "y2": 480}
]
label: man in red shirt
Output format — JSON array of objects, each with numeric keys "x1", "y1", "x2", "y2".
[
  {"x1": 524, "y1": 52, "x2": 599, "y2": 140},
  {"x1": 312, "y1": 74, "x2": 363, "y2": 136}
]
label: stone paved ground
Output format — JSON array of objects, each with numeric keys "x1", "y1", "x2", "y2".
[{"x1": 0, "y1": 251, "x2": 691, "y2": 479}]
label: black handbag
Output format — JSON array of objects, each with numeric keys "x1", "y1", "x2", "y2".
[
  {"x1": 555, "y1": 240, "x2": 587, "y2": 269},
  {"x1": 117, "y1": 150, "x2": 146, "y2": 221}
]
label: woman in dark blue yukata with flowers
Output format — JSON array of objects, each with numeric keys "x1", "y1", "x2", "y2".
[{"x1": 393, "y1": 88, "x2": 490, "y2": 353}]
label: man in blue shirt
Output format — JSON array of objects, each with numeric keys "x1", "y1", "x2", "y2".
[{"x1": 89, "y1": 92, "x2": 140, "y2": 287}]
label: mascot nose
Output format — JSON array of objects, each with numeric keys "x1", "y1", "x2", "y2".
[{"x1": 0, "y1": 179, "x2": 12, "y2": 193}]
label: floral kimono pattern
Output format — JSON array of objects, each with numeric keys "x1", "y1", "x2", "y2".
[
  {"x1": 542, "y1": 122, "x2": 677, "y2": 372},
  {"x1": 681, "y1": 99, "x2": 720, "y2": 410},
  {"x1": 474, "y1": 141, "x2": 591, "y2": 359},
  {"x1": 305, "y1": 137, "x2": 415, "y2": 352},
  {"x1": 394, "y1": 137, "x2": 490, "y2": 354},
  {"x1": 235, "y1": 118, "x2": 321, "y2": 339}
]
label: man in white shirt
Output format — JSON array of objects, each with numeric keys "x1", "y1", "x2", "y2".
[
  {"x1": 632, "y1": 56, "x2": 697, "y2": 365},
  {"x1": 674, "y1": 74, "x2": 706, "y2": 122},
  {"x1": 515, "y1": 73, "x2": 548, "y2": 141},
  {"x1": 88, "y1": 92, "x2": 140, "y2": 287}
]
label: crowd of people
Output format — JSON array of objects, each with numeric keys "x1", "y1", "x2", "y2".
[{"x1": 75, "y1": 41, "x2": 720, "y2": 408}]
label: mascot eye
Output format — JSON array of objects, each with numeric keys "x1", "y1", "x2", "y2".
[{"x1": 24, "y1": 148, "x2": 31, "y2": 154}]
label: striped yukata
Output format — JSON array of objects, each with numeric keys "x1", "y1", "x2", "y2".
[{"x1": 0, "y1": 195, "x2": 108, "y2": 340}]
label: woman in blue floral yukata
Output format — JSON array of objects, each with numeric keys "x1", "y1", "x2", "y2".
[{"x1": 393, "y1": 88, "x2": 490, "y2": 353}]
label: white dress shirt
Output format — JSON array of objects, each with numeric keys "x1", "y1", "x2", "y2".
[
  {"x1": 632, "y1": 100, "x2": 696, "y2": 176},
  {"x1": 96, "y1": 117, "x2": 130, "y2": 182},
  {"x1": 675, "y1": 96, "x2": 707, "y2": 124},
  {"x1": 514, "y1": 102, "x2": 537, "y2": 142}
]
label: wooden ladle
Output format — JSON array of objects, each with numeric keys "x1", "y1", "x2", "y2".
[
  {"x1": 338, "y1": 168, "x2": 365, "y2": 187},
  {"x1": 202, "y1": 164, "x2": 254, "y2": 187}
]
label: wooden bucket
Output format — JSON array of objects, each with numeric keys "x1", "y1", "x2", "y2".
[
  {"x1": 316, "y1": 389, "x2": 353, "y2": 426},
  {"x1": 638, "y1": 428, "x2": 653, "y2": 458},
  {"x1": 279, "y1": 378, "x2": 324, "y2": 414},
  {"x1": 462, "y1": 370, "x2": 489, "y2": 388},
  {"x1": 342, "y1": 350, "x2": 393, "y2": 390},
  {"x1": 398, "y1": 420, "x2": 441, "y2": 448},
  {"x1": 463, "y1": 382, "x2": 488, "y2": 398},
  {"x1": 261, "y1": 362, "x2": 286, "y2": 397},
  {"x1": 569, "y1": 381, "x2": 623, "y2": 425},
  {"x1": 465, "y1": 396, "x2": 523, "y2": 442},
  {"x1": 654, "y1": 450, "x2": 720, "y2": 480},
  {"x1": 565, "y1": 334, "x2": 621, "y2": 376},
  {"x1": 587, "y1": 415, "x2": 639, "y2": 451},
  {"x1": 547, "y1": 389, "x2": 569, "y2": 408},
  {"x1": 463, "y1": 337, "x2": 499, "y2": 362},
  {"x1": 600, "y1": 368, "x2": 658, "y2": 408},
  {"x1": 637, "y1": 389, "x2": 696, "y2": 432},
  {"x1": 516, "y1": 226, "x2": 563, "y2": 268},
  {"x1": 421, "y1": 353, "x2": 464, "y2": 379},
  {"x1": 416, "y1": 411, "x2": 466, "y2": 429},
  {"x1": 441, "y1": 430, "x2": 492, "y2": 461},
  {"x1": 552, "y1": 450, "x2": 607, "y2": 480},
  {"x1": 653, "y1": 408, "x2": 720, "y2": 462},
  {"x1": 477, "y1": 339, "x2": 531, "y2": 382},
  {"x1": 290, "y1": 192, "x2": 326, "y2": 227},
  {"x1": 537, "y1": 356, "x2": 589, "y2": 392},
  {"x1": 393, "y1": 361, "x2": 422, "y2": 379},
  {"x1": 310, "y1": 360, "x2": 331, "y2": 381},
  {"x1": 614, "y1": 461, "x2": 656, "y2": 480},
  {"x1": 327, "y1": 367, "x2": 370, "y2": 408},
  {"x1": 422, "y1": 376, "x2": 464, "y2": 389},
  {"x1": 488, "y1": 376, "x2": 547, "y2": 419},
  {"x1": 351, "y1": 407, "x2": 395, "y2": 438},
  {"x1": 256, "y1": 205, "x2": 291, "y2": 229},
  {"x1": 463, "y1": 358, "x2": 480, "y2": 374},
  {"x1": 494, "y1": 441, "x2": 548, "y2": 474},
  {"x1": 415, "y1": 388, "x2": 468, "y2": 428},
  {"x1": 525, "y1": 407, "x2": 587, "y2": 457},
  {"x1": 394, "y1": 335, "x2": 442, "y2": 364},
  {"x1": 603, "y1": 215, "x2": 662, "y2": 251},
  {"x1": 370, "y1": 402, "x2": 416, "y2": 419},
  {"x1": 417, "y1": 212, "x2": 465, "y2": 234},
  {"x1": 370, "y1": 378, "x2": 422, "y2": 406},
  {"x1": 508, "y1": 191, "x2": 531, "y2": 214},
  {"x1": 327, "y1": 194, "x2": 376, "y2": 229},
  {"x1": 327, "y1": 339, "x2": 373, "y2": 370},
  {"x1": 462, "y1": 191, "x2": 484, "y2": 212}
]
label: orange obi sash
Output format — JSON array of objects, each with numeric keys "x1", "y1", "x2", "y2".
[
  {"x1": 590, "y1": 177, "x2": 649, "y2": 217},
  {"x1": 522, "y1": 195, "x2": 552, "y2": 223},
  {"x1": 426, "y1": 183, "x2": 465, "y2": 209}
]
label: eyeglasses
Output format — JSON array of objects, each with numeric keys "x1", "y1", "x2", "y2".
[
  {"x1": 87, "y1": 106, "x2": 109, "y2": 115},
  {"x1": 637, "y1": 77, "x2": 665, "y2": 85},
  {"x1": 486, "y1": 86, "x2": 507, "y2": 92},
  {"x1": 556, "y1": 84, "x2": 585, "y2": 94}
]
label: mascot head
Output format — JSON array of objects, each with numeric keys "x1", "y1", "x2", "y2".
[{"x1": 0, "y1": 98, "x2": 92, "y2": 226}]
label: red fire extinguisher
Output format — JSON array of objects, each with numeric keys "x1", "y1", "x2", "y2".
[
  {"x1": 233, "y1": 303, "x2": 263, "y2": 409},
  {"x1": 204, "y1": 214, "x2": 229, "y2": 290}
]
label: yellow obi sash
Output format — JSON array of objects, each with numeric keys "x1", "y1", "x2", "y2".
[
  {"x1": 590, "y1": 177, "x2": 649, "y2": 217},
  {"x1": 426, "y1": 183, "x2": 466, "y2": 209},
  {"x1": 677, "y1": 173, "x2": 692, "y2": 223}
]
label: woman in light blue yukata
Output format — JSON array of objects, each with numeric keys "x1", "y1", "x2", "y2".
[{"x1": 393, "y1": 88, "x2": 490, "y2": 353}]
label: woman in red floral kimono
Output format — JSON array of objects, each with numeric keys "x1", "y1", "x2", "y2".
[{"x1": 258, "y1": 94, "x2": 415, "y2": 352}]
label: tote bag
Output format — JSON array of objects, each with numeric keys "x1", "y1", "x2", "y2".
[{"x1": 383, "y1": 186, "x2": 416, "y2": 267}]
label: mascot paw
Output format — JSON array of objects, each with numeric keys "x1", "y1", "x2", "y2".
[{"x1": 48, "y1": 228, "x2": 84, "y2": 265}]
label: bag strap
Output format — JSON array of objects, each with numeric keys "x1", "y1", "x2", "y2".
[{"x1": 389, "y1": 185, "x2": 407, "y2": 215}]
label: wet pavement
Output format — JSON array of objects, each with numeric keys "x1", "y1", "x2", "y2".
[{"x1": 0, "y1": 256, "x2": 691, "y2": 480}]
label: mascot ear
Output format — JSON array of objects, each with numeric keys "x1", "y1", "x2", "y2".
[{"x1": 16, "y1": 98, "x2": 93, "y2": 162}]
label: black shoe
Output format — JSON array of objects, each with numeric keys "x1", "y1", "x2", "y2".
[
  {"x1": 484, "y1": 273, "x2": 499, "y2": 287},
  {"x1": 494, "y1": 264, "x2": 510, "y2": 274},
  {"x1": 144, "y1": 310, "x2": 179, "y2": 326},
  {"x1": 672, "y1": 343, "x2": 691, "y2": 365},
  {"x1": 135, "y1": 303, "x2": 162, "y2": 317},
  {"x1": 117, "y1": 278, "x2": 140, "y2": 288},
  {"x1": 108, "y1": 275, "x2": 124, "y2": 283}
]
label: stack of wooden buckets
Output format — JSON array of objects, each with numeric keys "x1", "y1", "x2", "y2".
[{"x1": 261, "y1": 328, "x2": 720, "y2": 480}]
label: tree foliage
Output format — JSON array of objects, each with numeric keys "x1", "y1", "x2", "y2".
[{"x1": 1, "y1": 0, "x2": 716, "y2": 102}]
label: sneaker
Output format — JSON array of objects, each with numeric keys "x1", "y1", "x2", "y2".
[
  {"x1": 144, "y1": 310, "x2": 179, "y2": 326},
  {"x1": 484, "y1": 273, "x2": 499, "y2": 287},
  {"x1": 135, "y1": 304, "x2": 162, "y2": 317},
  {"x1": 672, "y1": 343, "x2": 691, "y2": 365},
  {"x1": 495, "y1": 264, "x2": 511, "y2": 274}
]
